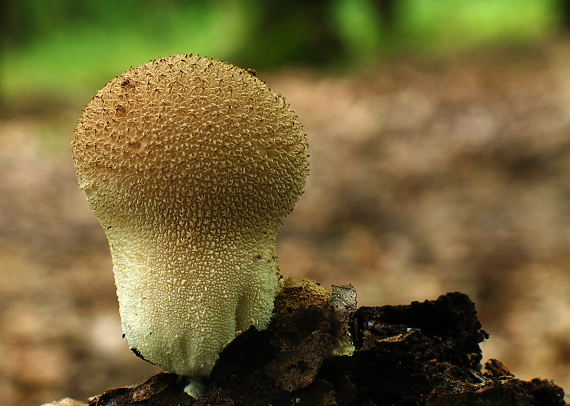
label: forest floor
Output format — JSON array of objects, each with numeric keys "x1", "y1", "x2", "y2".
[{"x1": 3, "y1": 39, "x2": 570, "y2": 405}]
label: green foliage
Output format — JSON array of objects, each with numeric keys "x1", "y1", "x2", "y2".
[
  {"x1": 0, "y1": 0, "x2": 561, "y2": 103},
  {"x1": 2, "y1": 0, "x2": 256, "y2": 101},
  {"x1": 399, "y1": 0, "x2": 558, "y2": 52}
]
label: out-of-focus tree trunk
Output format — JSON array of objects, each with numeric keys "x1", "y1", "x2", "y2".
[
  {"x1": 0, "y1": 0, "x2": 8, "y2": 109},
  {"x1": 561, "y1": 0, "x2": 570, "y2": 31},
  {"x1": 374, "y1": 0, "x2": 397, "y2": 32}
]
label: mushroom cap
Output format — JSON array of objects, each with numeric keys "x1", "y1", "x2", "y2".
[
  {"x1": 73, "y1": 54, "x2": 308, "y2": 233},
  {"x1": 72, "y1": 54, "x2": 309, "y2": 376}
]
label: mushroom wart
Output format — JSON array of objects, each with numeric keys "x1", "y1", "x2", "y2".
[{"x1": 72, "y1": 55, "x2": 309, "y2": 381}]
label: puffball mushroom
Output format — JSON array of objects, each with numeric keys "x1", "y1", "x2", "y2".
[{"x1": 72, "y1": 55, "x2": 309, "y2": 379}]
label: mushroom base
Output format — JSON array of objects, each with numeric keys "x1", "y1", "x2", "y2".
[{"x1": 110, "y1": 235, "x2": 283, "y2": 378}]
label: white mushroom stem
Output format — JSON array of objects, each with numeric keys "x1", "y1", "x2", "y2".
[{"x1": 72, "y1": 55, "x2": 309, "y2": 379}]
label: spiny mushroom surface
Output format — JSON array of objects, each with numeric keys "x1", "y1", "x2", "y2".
[{"x1": 72, "y1": 54, "x2": 309, "y2": 379}]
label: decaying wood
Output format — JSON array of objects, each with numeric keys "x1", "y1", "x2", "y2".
[{"x1": 53, "y1": 279, "x2": 567, "y2": 405}]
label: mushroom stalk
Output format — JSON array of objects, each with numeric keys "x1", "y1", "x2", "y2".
[{"x1": 72, "y1": 55, "x2": 309, "y2": 379}]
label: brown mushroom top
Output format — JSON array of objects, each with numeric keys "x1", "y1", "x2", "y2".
[{"x1": 73, "y1": 54, "x2": 308, "y2": 235}]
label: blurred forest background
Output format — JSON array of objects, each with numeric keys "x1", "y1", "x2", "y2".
[{"x1": 2, "y1": 0, "x2": 570, "y2": 405}]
